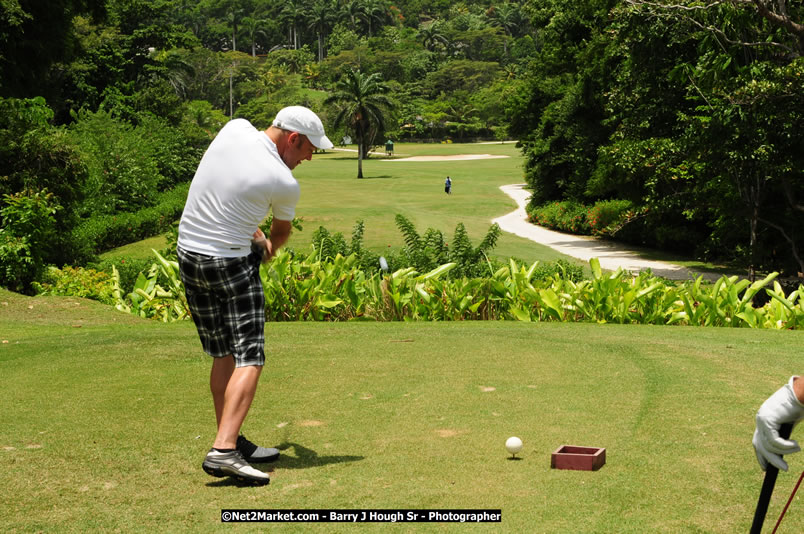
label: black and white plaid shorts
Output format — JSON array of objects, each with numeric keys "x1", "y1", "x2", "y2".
[{"x1": 177, "y1": 247, "x2": 265, "y2": 367}]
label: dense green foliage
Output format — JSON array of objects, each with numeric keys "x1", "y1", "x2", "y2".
[
  {"x1": 1, "y1": 0, "x2": 802, "y2": 294},
  {"x1": 101, "y1": 248, "x2": 804, "y2": 327},
  {"x1": 508, "y1": 0, "x2": 804, "y2": 276},
  {"x1": 0, "y1": 190, "x2": 60, "y2": 293}
]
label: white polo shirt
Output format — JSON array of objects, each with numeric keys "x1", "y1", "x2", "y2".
[{"x1": 178, "y1": 119, "x2": 300, "y2": 257}]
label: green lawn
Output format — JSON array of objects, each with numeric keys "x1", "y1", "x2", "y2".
[
  {"x1": 100, "y1": 141, "x2": 579, "y2": 269},
  {"x1": 101, "y1": 140, "x2": 737, "y2": 278},
  {"x1": 3, "y1": 288, "x2": 803, "y2": 532},
  {"x1": 294, "y1": 141, "x2": 568, "y2": 265}
]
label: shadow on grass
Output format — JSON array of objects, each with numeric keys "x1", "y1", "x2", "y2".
[
  {"x1": 204, "y1": 442, "x2": 364, "y2": 487},
  {"x1": 274, "y1": 441, "x2": 364, "y2": 470}
]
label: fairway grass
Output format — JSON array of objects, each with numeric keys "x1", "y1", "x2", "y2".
[
  {"x1": 2, "y1": 289, "x2": 803, "y2": 532},
  {"x1": 100, "y1": 141, "x2": 579, "y2": 269}
]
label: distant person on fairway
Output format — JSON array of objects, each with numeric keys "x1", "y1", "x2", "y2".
[
  {"x1": 445, "y1": 176, "x2": 452, "y2": 194},
  {"x1": 177, "y1": 106, "x2": 333, "y2": 485},
  {"x1": 754, "y1": 376, "x2": 804, "y2": 472}
]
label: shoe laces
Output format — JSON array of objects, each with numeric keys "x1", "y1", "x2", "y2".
[{"x1": 236, "y1": 434, "x2": 258, "y2": 455}]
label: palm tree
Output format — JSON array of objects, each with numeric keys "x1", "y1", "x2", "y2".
[
  {"x1": 225, "y1": 4, "x2": 245, "y2": 51},
  {"x1": 150, "y1": 49, "x2": 196, "y2": 99},
  {"x1": 280, "y1": 0, "x2": 305, "y2": 49},
  {"x1": 363, "y1": 0, "x2": 389, "y2": 37},
  {"x1": 325, "y1": 69, "x2": 394, "y2": 178},
  {"x1": 418, "y1": 22, "x2": 449, "y2": 53},
  {"x1": 242, "y1": 15, "x2": 269, "y2": 57},
  {"x1": 339, "y1": 0, "x2": 368, "y2": 33},
  {"x1": 488, "y1": 3, "x2": 524, "y2": 55},
  {"x1": 308, "y1": 0, "x2": 336, "y2": 62}
]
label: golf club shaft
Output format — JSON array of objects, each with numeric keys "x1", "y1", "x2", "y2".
[{"x1": 750, "y1": 423, "x2": 794, "y2": 534}]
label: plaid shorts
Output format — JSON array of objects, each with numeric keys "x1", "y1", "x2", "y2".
[{"x1": 177, "y1": 247, "x2": 265, "y2": 367}]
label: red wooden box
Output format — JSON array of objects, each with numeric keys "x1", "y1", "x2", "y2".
[{"x1": 551, "y1": 445, "x2": 606, "y2": 471}]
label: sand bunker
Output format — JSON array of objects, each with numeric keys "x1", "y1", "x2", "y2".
[{"x1": 385, "y1": 154, "x2": 510, "y2": 162}]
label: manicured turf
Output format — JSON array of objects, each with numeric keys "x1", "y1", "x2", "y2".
[
  {"x1": 2, "y1": 288, "x2": 803, "y2": 532},
  {"x1": 100, "y1": 141, "x2": 579, "y2": 269},
  {"x1": 294, "y1": 141, "x2": 565, "y2": 265}
]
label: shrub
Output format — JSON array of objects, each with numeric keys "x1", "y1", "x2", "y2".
[
  {"x1": 393, "y1": 214, "x2": 503, "y2": 277},
  {"x1": 531, "y1": 259, "x2": 585, "y2": 283},
  {"x1": 93, "y1": 256, "x2": 162, "y2": 295},
  {"x1": 71, "y1": 183, "x2": 189, "y2": 260},
  {"x1": 587, "y1": 199, "x2": 634, "y2": 236},
  {"x1": 33, "y1": 266, "x2": 115, "y2": 304},
  {"x1": 0, "y1": 190, "x2": 60, "y2": 294},
  {"x1": 311, "y1": 220, "x2": 382, "y2": 273},
  {"x1": 529, "y1": 200, "x2": 590, "y2": 234},
  {"x1": 529, "y1": 199, "x2": 634, "y2": 237},
  {"x1": 69, "y1": 109, "x2": 163, "y2": 216}
]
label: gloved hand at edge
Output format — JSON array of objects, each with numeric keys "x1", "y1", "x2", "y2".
[{"x1": 753, "y1": 376, "x2": 804, "y2": 472}]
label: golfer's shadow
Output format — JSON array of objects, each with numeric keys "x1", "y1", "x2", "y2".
[
  {"x1": 205, "y1": 442, "x2": 364, "y2": 487},
  {"x1": 273, "y1": 441, "x2": 364, "y2": 470}
]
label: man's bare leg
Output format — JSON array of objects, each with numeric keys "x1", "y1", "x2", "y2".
[{"x1": 210, "y1": 355, "x2": 262, "y2": 450}]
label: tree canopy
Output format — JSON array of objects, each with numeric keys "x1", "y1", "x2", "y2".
[{"x1": 0, "y1": 0, "x2": 802, "y2": 287}]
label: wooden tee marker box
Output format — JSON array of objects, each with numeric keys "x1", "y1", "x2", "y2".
[{"x1": 551, "y1": 445, "x2": 606, "y2": 471}]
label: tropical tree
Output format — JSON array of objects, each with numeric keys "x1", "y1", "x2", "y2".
[
  {"x1": 308, "y1": 0, "x2": 336, "y2": 61},
  {"x1": 280, "y1": 0, "x2": 305, "y2": 49},
  {"x1": 339, "y1": 0, "x2": 368, "y2": 34},
  {"x1": 363, "y1": 0, "x2": 390, "y2": 36},
  {"x1": 488, "y1": 3, "x2": 524, "y2": 38},
  {"x1": 487, "y1": 3, "x2": 525, "y2": 55},
  {"x1": 418, "y1": 21, "x2": 449, "y2": 52},
  {"x1": 325, "y1": 69, "x2": 394, "y2": 178},
  {"x1": 241, "y1": 15, "x2": 269, "y2": 57}
]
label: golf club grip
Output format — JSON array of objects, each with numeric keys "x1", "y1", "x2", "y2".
[{"x1": 750, "y1": 422, "x2": 794, "y2": 534}]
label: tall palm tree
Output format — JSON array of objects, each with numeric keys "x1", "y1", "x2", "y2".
[
  {"x1": 325, "y1": 69, "x2": 394, "y2": 178},
  {"x1": 488, "y1": 3, "x2": 524, "y2": 55},
  {"x1": 339, "y1": 0, "x2": 368, "y2": 33},
  {"x1": 242, "y1": 15, "x2": 269, "y2": 57},
  {"x1": 280, "y1": 0, "x2": 305, "y2": 49},
  {"x1": 308, "y1": 0, "x2": 336, "y2": 62},
  {"x1": 363, "y1": 0, "x2": 389, "y2": 37},
  {"x1": 225, "y1": 5, "x2": 245, "y2": 51}
]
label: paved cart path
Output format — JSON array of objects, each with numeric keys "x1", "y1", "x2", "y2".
[{"x1": 492, "y1": 184, "x2": 720, "y2": 281}]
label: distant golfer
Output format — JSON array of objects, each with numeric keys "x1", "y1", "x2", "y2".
[
  {"x1": 177, "y1": 106, "x2": 333, "y2": 485},
  {"x1": 753, "y1": 375, "x2": 804, "y2": 472},
  {"x1": 445, "y1": 176, "x2": 452, "y2": 194}
]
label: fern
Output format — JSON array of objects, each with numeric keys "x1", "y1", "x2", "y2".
[
  {"x1": 395, "y1": 214, "x2": 421, "y2": 251},
  {"x1": 350, "y1": 219, "x2": 365, "y2": 254},
  {"x1": 477, "y1": 223, "x2": 502, "y2": 255}
]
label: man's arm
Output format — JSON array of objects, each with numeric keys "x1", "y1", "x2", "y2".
[
  {"x1": 252, "y1": 219, "x2": 293, "y2": 263},
  {"x1": 268, "y1": 218, "x2": 292, "y2": 253}
]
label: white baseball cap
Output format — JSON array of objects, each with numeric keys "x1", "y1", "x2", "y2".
[{"x1": 272, "y1": 106, "x2": 334, "y2": 150}]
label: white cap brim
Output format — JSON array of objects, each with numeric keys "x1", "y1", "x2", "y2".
[{"x1": 308, "y1": 133, "x2": 334, "y2": 150}]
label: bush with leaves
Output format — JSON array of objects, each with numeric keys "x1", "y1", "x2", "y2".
[
  {"x1": 71, "y1": 183, "x2": 190, "y2": 260},
  {"x1": 0, "y1": 190, "x2": 60, "y2": 294},
  {"x1": 0, "y1": 97, "x2": 91, "y2": 267},
  {"x1": 393, "y1": 214, "x2": 503, "y2": 277},
  {"x1": 311, "y1": 220, "x2": 382, "y2": 273},
  {"x1": 33, "y1": 266, "x2": 115, "y2": 305}
]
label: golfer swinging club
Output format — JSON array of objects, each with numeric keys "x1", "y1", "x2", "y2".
[{"x1": 177, "y1": 106, "x2": 333, "y2": 485}]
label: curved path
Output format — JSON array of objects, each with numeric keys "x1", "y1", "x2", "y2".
[{"x1": 492, "y1": 184, "x2": 718, "y2": 281}]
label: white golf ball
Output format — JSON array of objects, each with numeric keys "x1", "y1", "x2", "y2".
[{"x1": 505, "y1": 436, "x2": 523, "y2": 454}]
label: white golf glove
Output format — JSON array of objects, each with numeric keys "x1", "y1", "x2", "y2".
[{"x1": 753, "y1": 376, "x2": 804, "y2": 471}]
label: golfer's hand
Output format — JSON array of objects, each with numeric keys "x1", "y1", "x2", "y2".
[
  {"x1": 251, "y1": 229, "x2": 274, "y2": 263},
  {"x1": 753, "y1": 376, "x2": 804, "y2": 471}
]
